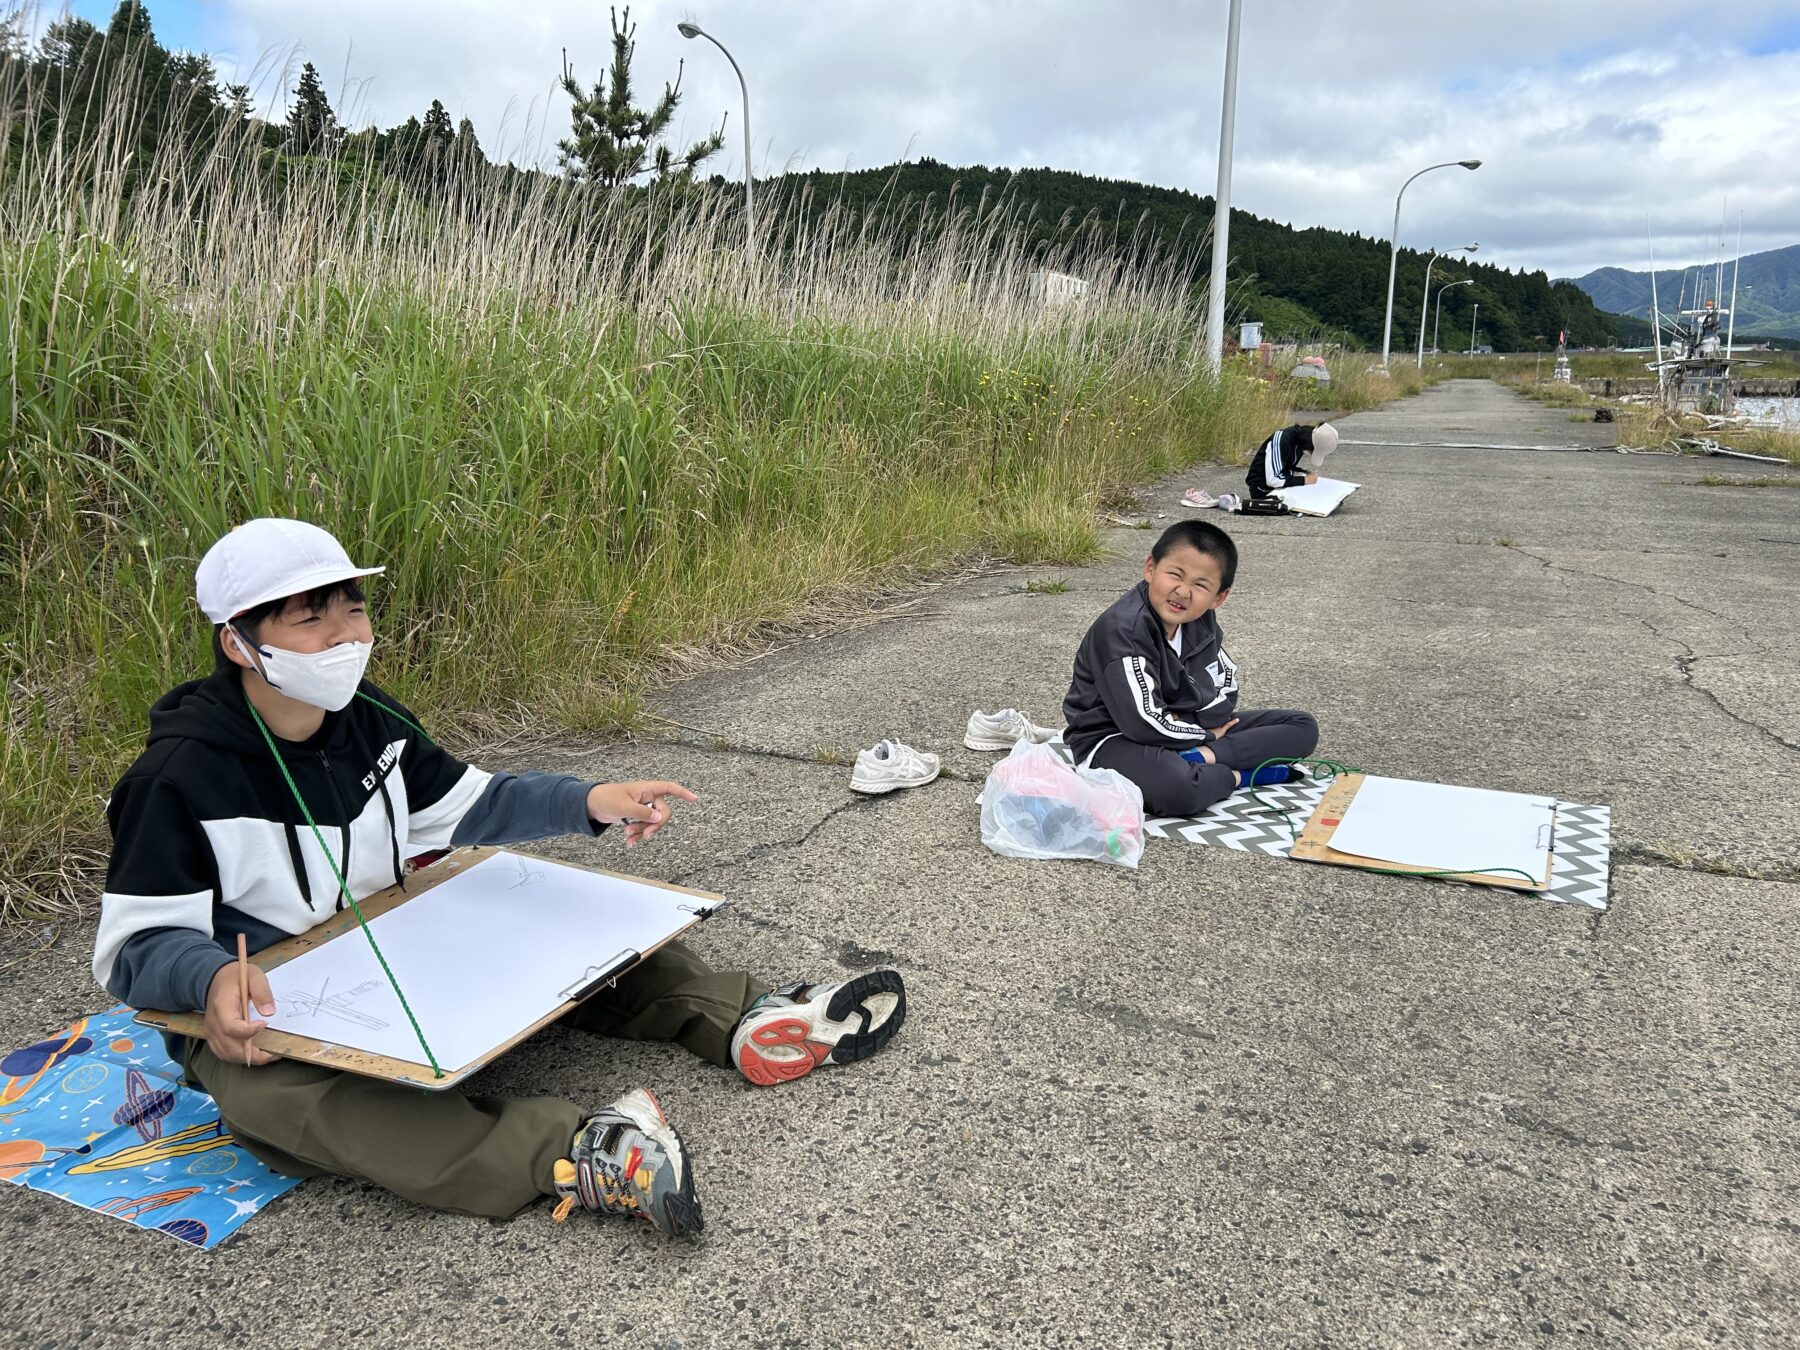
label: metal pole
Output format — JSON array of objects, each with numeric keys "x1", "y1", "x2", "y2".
[
  {"x1": 1380, "y1": 160, "x2": 1480, "y2": 369},
  {"x1": 1416, "y1": 251, "x2": 1440, "y2": 369},
  {"x1": 1470, "y1": 302, "x2": 1479, "y2": 355},
  {"x1": 1203, "y1": 0, "x2": 1243, "y2": 374},
  {"x1": 1434, "y1": 278, "x2": 1471, "y2": 355},
  {"x1": 681, "y1": 25, "x2": 754, "y2": 266}
]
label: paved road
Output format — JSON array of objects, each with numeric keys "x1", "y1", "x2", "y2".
[{"x1": 4, "y1": 380, "x2": 1798, "y2": 1347}]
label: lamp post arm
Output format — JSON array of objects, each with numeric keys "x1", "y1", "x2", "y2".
[
  {"x1": 692, "y1": 28, "x2": 754, "y2": 267},
  {"x1": 1381, "y1": 161, "x2": 1477, "y2": 370}
]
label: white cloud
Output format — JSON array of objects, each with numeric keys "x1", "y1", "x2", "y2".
[{"x1": 189, "y1": 0, "x2": 1800, "y2": 278}]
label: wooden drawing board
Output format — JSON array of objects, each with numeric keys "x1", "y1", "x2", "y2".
[
  {"x1": 136, "y1": 846, "x2": 724, "y2": 1090},
  {"x1": 1291, "y1": 773, "x2": 1555, "y2": 891}
]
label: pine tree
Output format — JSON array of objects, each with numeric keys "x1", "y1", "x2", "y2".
[
  {"x1": 287, "y1": 61, "x2": 337, "y2": 156},
  {"x1": 422, "y1": 98, "x2": 453, "y2": 149},
  {"x1": 557, "y1": 6, "x2": 723, "y2": 187}
]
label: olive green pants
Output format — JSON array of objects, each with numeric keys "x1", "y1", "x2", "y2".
[{"x1": 186, "y1": 941, "x2": 765, "y2": 1219}]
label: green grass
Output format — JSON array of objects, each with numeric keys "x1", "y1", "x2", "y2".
[
  {"x1": 0, "y1": 75, "x2": 1295, "y2": 923},
  {"x1": 1024, "y1": 578, "x2": 1072, "y2": 594}
]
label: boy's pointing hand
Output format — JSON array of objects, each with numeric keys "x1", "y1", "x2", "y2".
[{"x1": 587, "y1": 780, "x2": 700, "y2": 846}]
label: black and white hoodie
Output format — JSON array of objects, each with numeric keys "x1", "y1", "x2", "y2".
[
  {"x1": 1244, "y1": 424, "x2": 1316, "y2": 498},
  {"x1": 95, "y1": 670, "x2": 604, "y2": 1017},
  {"x1": 1062, "y1": 580, "x2": 1239, "y2": 764}
]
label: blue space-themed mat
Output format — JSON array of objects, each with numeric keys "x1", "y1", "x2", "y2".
[{"x1": 0, "y1": 1005, "x2": 301, "y2": 1249}]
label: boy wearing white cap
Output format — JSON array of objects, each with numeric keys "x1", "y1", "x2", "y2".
[{"x1": 94, "y1": 518, "x2": 906, "y2": 1236}]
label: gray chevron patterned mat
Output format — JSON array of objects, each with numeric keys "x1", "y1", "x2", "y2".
[
  {"x1": 1045, "y1": 743, "x2": 1611, "y2": 908},
  {"x1": 1143, "y1": 779, "x2": 1613, "y2": 911}
]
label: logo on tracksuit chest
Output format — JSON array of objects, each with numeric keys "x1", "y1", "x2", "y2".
[
  {"x1": 360, "y1": 742, "x2": 400, "y2": 792},
  {"x1": 1197, "y1": 648, "x2": 1238, "y2": 705}
]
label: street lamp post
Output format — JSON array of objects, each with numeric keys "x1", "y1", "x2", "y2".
[
  {"x1": 1203, "y1": 0, "x2": 1244, "y2": 374},
  {"x1": 677, "y1": 22, "x2": 754, "y2": 266},
  {"x1": 1417, "y1": 243, "x2": 1477, "y2": 368},
  {"x1": 1434, "y1": 277, "x2": 1473, "y2": 356},
  {"x1": 1380, "y1": 159, "x2": 1481, "y2": 369},
  {"x1": 1469, "y1": 302, "x2": 1480, "y2": 355}
]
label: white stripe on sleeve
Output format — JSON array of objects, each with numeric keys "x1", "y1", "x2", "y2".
[
  {"x1": 1121, "y1": 656, "x2": 1208, "y2": 741},
  {"x1": 404, "y1": 765, "x2": 495, "y2": 851},
  {"x1": 92, "y1": 888, "x2": 214, "y2": 988}
]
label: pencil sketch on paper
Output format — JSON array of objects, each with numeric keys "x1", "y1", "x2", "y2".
[
  {"x1": 507, "y1": 855, "x2": 545, "y2": 890},
  {"x1": 284, "y1": 978, "x2": 390, "y2": 1030}
]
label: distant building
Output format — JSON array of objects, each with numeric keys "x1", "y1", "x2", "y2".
[{"x1": 1026, "y1": 270, "x2": 1086, "y2": 306}]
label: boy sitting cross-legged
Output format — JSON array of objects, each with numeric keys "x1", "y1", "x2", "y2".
[
  {"x1": 1062, "y1": 519, "x2": 1318, "y2": 818},
  {"x1": 96, "y1": 517, "x2": 907, "y2": 1239}
]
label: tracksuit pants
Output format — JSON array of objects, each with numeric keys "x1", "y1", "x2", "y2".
[
  {"x1": 185, "y1": 941, "x2": 766, "y2": 1219},
  {"x1": 1090, "y1": 707, "x2": 1319, "y2": 818}
]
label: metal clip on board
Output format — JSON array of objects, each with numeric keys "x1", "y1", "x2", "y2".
[{"x1": 559, "y1": 949, "x2": 641, "y2": 1002}]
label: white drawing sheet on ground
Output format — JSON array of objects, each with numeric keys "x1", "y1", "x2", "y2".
[
  {"x1": 263, "y1": 851, "x2": 705, "y2": 1070},
  {"x1": 1328, "y1": 776, "x2": 1556, "y2": 883},
  {"x1": 1272, "y1": 476, "x2": 1360, "y2": 516}
]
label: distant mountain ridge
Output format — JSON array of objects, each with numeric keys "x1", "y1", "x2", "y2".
[{"x1": 1564, "y1": 243, "x2": 1800, "y2": 340}]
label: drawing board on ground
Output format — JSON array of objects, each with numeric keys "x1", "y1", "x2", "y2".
[
  {"x1": 1292, "y1": 773, "x2": 1556, "y2": 890},
  {"x1": 136, "y1": 847, "x2": 722, "y2": 1089},
  {"x1": 1272, "y1": 476, "x2": 1359, "y2": 516}
]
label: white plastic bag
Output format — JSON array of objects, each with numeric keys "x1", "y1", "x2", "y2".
[{"x1": 979, "y1": 740, "x2": 1145, "y2": 868}]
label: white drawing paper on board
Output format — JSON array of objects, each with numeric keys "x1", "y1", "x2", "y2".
[
  {"x1": 1327, "y1": 776, "x2": 1555, "y2": 882},
  {"x1": 1272, "y1": 476, "x2": 1359, "y2": 516},
  {"x1": 263, "y1": 851, "x2": 706, "y2": 1070}
]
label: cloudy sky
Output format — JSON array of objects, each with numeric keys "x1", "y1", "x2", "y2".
[{"x1": 61, "y1": 0, "x2": 1800, "y2": 279}]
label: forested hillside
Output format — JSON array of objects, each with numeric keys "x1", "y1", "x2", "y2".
[{"x1": 768, "y1": 159, "x2": 1630, "y2": 351}]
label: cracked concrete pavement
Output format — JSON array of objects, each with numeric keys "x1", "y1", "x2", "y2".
[{"x1": 3, "y1": 379, "x2": 1798, "y2": 1347}]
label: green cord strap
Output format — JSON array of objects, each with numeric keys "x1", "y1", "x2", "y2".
[
  {"x1": 243, "y1": 691, "x2": 444, "y2": 1078},
  {"x1": 1242, "y1": 756, "x2": 1544, "y2": 887}
]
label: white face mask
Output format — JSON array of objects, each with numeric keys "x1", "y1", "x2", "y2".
[{"x1": 232, "y1": 627, "x2": 372, "y2": 712}]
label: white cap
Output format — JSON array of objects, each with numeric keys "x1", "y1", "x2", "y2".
[
  {"x1": 195, "y1": 518, "x2": 385, "y2": 624},
  {"x1": 1310, "y1": 423, "x2": 1339, "y2": 463}
]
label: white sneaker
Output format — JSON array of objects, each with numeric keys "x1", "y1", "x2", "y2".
[
  {"x1": 964, "y1": 708, "x2": 1058, "y2": 751},
  {"x1": 1217, "y1": 492, "x2": 1241, "y2": 513},
  {"x1": 1182, "y1": 489, "x2": 1219, "y2": 509},
  {"x1": 849, "y1": 740, "x2": 940, "y2": 794}
]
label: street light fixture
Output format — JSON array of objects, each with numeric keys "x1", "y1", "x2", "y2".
[
  {"x1": 1417, "y1": 243, "x2": 1477, "y2": 368},
  {"x1": 677, "y1": 21, "x2": 754, "y2": 266},
  {"x1": 1434, "y1": 277, "x2": 1473, "y2": 356},
  {"x1": 1380, "y1": 158, "x2": 1481, "y2": 369}
]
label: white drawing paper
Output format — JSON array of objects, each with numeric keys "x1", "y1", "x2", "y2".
[
  {"x1": 263, "y1": 851, "x2": 707, "y2": 1070},
  {"x1": 1272, "y1": 476, "x2": 1360, "y2": 516},
  {"x1": 1327, "y1": 776, "x2": 1555, "y2": 883}
]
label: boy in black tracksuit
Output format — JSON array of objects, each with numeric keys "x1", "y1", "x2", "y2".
[
  {"x1": 1245, "y1": 422, "x2": 1338, "y2": 500},
  {"x1": 1063, "y1": 520, "x2": 1318, "y2": 818}
]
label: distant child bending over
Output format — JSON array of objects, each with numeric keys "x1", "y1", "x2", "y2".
[
  {"x1": 1245, "y1": 421, "x2": 1338, "y2": 500},
  {"x1": 96, "y1": 518, "x2": 906, "y2": 1240},
  {"x1": 1062, "y1": 520, "x2": 1318, "y2": 818}
]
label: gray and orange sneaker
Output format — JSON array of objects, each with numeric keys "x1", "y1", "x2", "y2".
[
  {"x1": 730, "y1": 969, "x2": 907, "y2": 1087},
  {"x1": 551, "y1": 1087, "x2": 703, "y2": 1237}
]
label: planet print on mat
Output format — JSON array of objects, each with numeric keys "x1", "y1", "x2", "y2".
[{"x1": 0, "y1": 1006, "x2": 301, "y2": 1248}]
